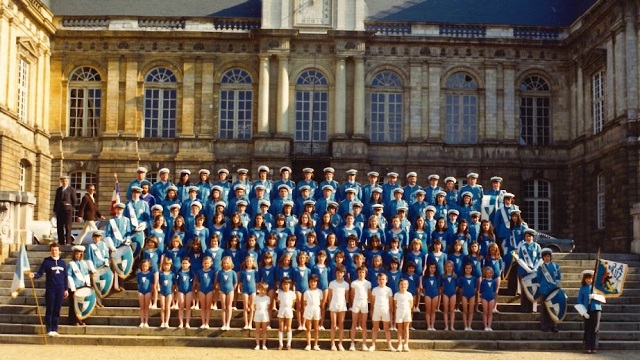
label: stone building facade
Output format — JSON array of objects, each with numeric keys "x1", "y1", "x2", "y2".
[{"x1": 2, "y1": 0, "x2": 640, "y2": 252}]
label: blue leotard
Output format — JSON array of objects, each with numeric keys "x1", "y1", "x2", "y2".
[
  {"x1": 197, "y1": 268, "x2": 216, "y2": 294},
  {"x1": 241, "y1": 269, "x2": 257, "y2": 295},
  {"x1": 159, "y1": 271, "x2": 174, "y2": 296},
  {"x1": 176, "y1": 270, "x2": 194, "y2": 294},
  {"x1": 216, "y1": 269, "x2": 237, "y2": 295},
  {"x1": 137, "y1": 270, "x2": 154, "y2": 295},
  {"x1": 441, "y1": 274, "x2": 457, "y2": 297}
]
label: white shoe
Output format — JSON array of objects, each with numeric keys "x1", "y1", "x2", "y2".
[
  {"x1": 200, "y1": 324, "x2": 206, "y2": 329},
  {"x1": 305, "y1": 345, "x2": 311, "y2": 351},
  {"x1": 255, "y1": 345, "x2": 261, "y2": 350},
  {"x1": 301, "y1": 325, "x2": 307, "y2": 331},
  {"x1": 403, "y1": 344, "x2": 410, "y2": 352},
  {"x1": 493, "y1": 308, "x2": 500, "y2": 313},
  {"x1": 51, "y1": 331, "x2": 60, "y2": 336},
  {"x1": 267, "y1": 325, "x2": 272, "y2": 330},
  {"x1": 331, "y1": 345, "x2": 337, "y2": 351},
  {"x1": 369, "y1": 345, "x2": 375, "y2": 352},
  {"x1": 338, "y1": 344, "x2": 345, "y2": 351},
  {"x1": 149, "y1": 304, "x2": 158, "y2": 309},
  {"x1": 488, "y1": 327, "x2": 493, "y2": 331},
  {"x1": 349, "y1": 343, "x2": 356, "y2": 351},
  {"x1": 178, "y1": 324, "x2": 183, "y2": 329},
  {"x1": 319, "y1": 325, "x2": 325, "y2": 330},
  {"x1": 396, "y1": 345, "x2": 403, "y2": 352},
  {"x1": 314, "y1": 345, "x2": 321, "y2": 351},
  {"x1": 298, "y1": 325, "x2": 304, "y2": 330},
  {"x1": 139, "y1": 323, "x2": 145, "y2": 328},
  {"x1": 205, "y1": 324, "x2": 210, "y2": 329},
  {"x1": 212, "y1": 304, "x2": 218, "y2": 310},
  {"x1": 455, "y1": 308, "x2": 461, "y2": 313},
  {"x1": 388, "y1": 344, "x2": 396, "y2": 352},
  {"x1": 361, "y1": 344, "x2": 369, "y2": 351},
  {"x1": 450, "y1": 326, "x2": 455, "y2": 331},
  {"x1": 231, "y1": 306, "x2": 238, "y2": 311},
  {"x1": 47, "y1": 331, "x2": 55, "y2": 336},
  {"x1": 356, "y1": 326, "x2": 362, "y2": 331},
  {"x1": 409, "y1": 326, "x2": 415, "y2": 330},
  {"x1": 484, "y1": 327, "x2": 490, "y2": 331},
  {"x1": 413, "y1": 307, "x2": 419, "y2": 312},
  {"x1": 261, "y1": 346, "x2": 268, "y2": 350},
  {"x1": 185, "y1": 324, "x2": 191, "y2": 329}
]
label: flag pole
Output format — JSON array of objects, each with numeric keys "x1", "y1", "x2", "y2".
[
  {"x1": 588, "y1": 247, "x2": 601, "y2": 308},
  {"x1": 22, "y1": 233, "x2": 47, "y2": 345}
]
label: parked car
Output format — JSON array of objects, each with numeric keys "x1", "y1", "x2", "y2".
[
  {"x1": 534, "y1": 232, "x2": 575, "y2": 253},
  {"x1": 31, "y1": 218, "x2": 104, "y2": 245}
]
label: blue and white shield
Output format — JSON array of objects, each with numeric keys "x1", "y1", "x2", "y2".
[
  {"x1": 130, "y1": 233, "x2": 144, "y2": 258},
  {"x1": 520, "y1": 272, "x2": 540, "y2": 302},
  {"x1": 92, "y1": 266, "x2": 114, "y2": 298},
  {"x1": 73, "y1": 286, "x2": 97, "y2": 320},
  {"x1": 544, "y1": 288, "x2": 568, "y2": 323},
  {"x1": 111, "y1": 245, "x2": 134, "y2": 279}
]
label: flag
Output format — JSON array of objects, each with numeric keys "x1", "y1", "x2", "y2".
[
  {"x1": 10, "y1": 244, "x2": 30, "y2": 298},
  {"x1": 110, "y1": 179, "x2": 121, "y2": 216},
  {"x1": 594, "y1": 258, "x2": 628, "y2": 297}
]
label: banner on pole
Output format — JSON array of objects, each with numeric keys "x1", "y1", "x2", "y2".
[{"x1": 594, "y1": 259, "x2": 628, "y2": 297}]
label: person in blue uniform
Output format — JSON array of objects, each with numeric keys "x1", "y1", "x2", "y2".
[
  {"x1": 316, "y1": 167, "x2": 339, "y2": 201},
  {"x1": 230, "y1": 168, "x2": 252, "y2": 203},
  {"x1": 295, "y1": 186, "x2": 314, "y2": 217},
  {"x1": 577, "y1": 270, "x2": 602, "y2": 354},
  {"x1": 424, "y1": 174, "x2": 442, "y2": 205},
  {"x1": 315, "y1": 185, "x2": 334, "y2": 216},
  {"x1": 214, "y1": 168, "x2": 231, "y2": 203},
  {"x1": 126, "y1": 166, "x2": 147, "y2": 201},
  {"x1": 338, "y1": 169, "x2": 362, "y2": 202},
  {"x1": 30, "y1": 243, "x2": 68, "y2": 336},
  {"x1": 458, "y1": 172, "x2": 483, "y2": 211},
  {"x1": 403, "y1": 172, "x2": 421, "y2": 204},
  {"x1": 382, "y1": 172, "x2": 401, "y2": 207},
  {"x1": 338, "y1": 188, "x2": 358, "y2": 217},
  {"x1": 67, "y1": 245, "x2": 95, "y2": 326},
  {"x1": 492, "y1": 192, "x2": 518, "y2": 251},
  {"x1": 272, "y1": 166, "x2": 295, "y2": 201},
  {"x1": 217, "y1": 256, "x2": 238, "y2": 330},
  {"x1": 195, "y1": 169, "x2": 212, "y2": 202},
  {"x1": 175, "y1": 169, "x2": 192, "y2": 203},
  {"x1": 105, "y1": 202, "x2": 132, "y2": 292},
  {"x1": 443, "y1": 177, "x2": 459, "y2": 208},
  {"x1": 409, "y1": 190, "x2": 428, "y2": 223},
  {"x1": 517, "y1": 228, "x2": 541, "y2": 313},
  {"x1": 125, "y1": 186, "x2": 151, "y2": 255},
  {"x1": 161, "y1": 185, "x2": 180, "y2": 220},
  {"x1": 480, "y1": 266, "x2": 497, "y2": 331},
  {"x1": 85, "y1": 230, "x2": 110, "y2": 307},
  {"x1": 386, "y1": 188, "x2": 408, "y2": 222},
  {"x1": 251, "y1": 165, "x2": 273, "y2": 200},
  {"x1": 484, "y1": 176, "x2": 505, "y2": 225},
  {"x1": 361, "y1": 171, "x2": 380, "y2": 207},
  {"x1": 537, "y1": 248, "x2": 561, "y2": 332},
  {"x1": 195, "y1": 256, "x2": 216, "y2": 328},
  {"x1": 433, "y1": 191, "x2": 449, "y2": 221},
  {"x1": 136, "y1": 259, "x2": 156, "y2": 328},
  {"x1": 294, "y1": 168, "x2": 318, "y2": 201},
  {"x1": 151, "y1": 168, "x2": 173, "y2": 204},
  {"x1": 140, "y1": 180, "x2": 156, "y2": 209}
]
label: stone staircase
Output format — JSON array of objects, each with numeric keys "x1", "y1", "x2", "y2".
[{"x1": 0, "y1": 245, "x2": 638, "y2": 350}]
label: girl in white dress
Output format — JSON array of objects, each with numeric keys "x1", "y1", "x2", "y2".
[{"x1": 253, "y1": 282, "x2": 270, "y2": 350}]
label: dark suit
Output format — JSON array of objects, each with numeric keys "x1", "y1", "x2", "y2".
[
  {"x1": 78, "y1": 193, "x2": 101, "y2": 221},
  {"x1": 53, "y1": 186, "x2": 78, "y2": 244}
]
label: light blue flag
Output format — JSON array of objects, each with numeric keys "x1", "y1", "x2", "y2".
[{"x1": 10, "y1": 244, "x2": 30, "y2": 298}]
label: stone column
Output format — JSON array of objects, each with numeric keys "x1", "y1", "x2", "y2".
[
  {"x1": 625, "y1": 7, "x2": 638, "y2": 118},
  {"x1": 503, "y1": 66, "x2": 515, "y2": 140},
  {"x1": 0, "y1": 16, "x2": 8, "y2": 107},
  {"x1": 606, "y1": 38, "x2": 615, "y2": 121},
  {"x1": 35, "y1": 47, "x2": 46, "y2": 130},
  {"x1": 181, "y1": 60, "x2": 195, "y2": 137},
  {"x1": 200, "y1": 61, "x2": 215, "y2": 136},
  {"x1": 353, "y1": 58, "x2": 365, "y2": 136},
  {"x1": 484, "y1": 65, "x2": 498, "y2": 141},
  {"x1": 123, "y1": 58, "x2": 138, "y2": 136},
  {"x1": 615, "y1": 31, "x2": 627, "y2": 116},
  {"x1": 42, "y1": 49, "x2": 51, "y2": 133},
  {"x1": 428, "y1": 63, "x2": 442, "y2": 139},
  {"x1": 630, "y1": 203, "x2": 640, "y2": 254},
  {"x1": 257, "y1": 56, "x2": 270, "y2": 135},
  {"x1": 408, "y1": 61, "x2": 423, "y2": 141},
  {"x1": 276, "y1": 56, "x2": 289, "y2": 135},
  {"x1": 104, "y1": 57, "x2": 120, "y2": 136},
  {"x1": 334, "y1": 57, "x2": 346, "y2": 137}
]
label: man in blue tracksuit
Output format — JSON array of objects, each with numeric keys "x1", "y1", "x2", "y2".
[{"x1": 30, "y1": 243, "x2": 68, "y2": 336}]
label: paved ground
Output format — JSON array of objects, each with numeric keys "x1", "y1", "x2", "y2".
[{"x1": 0, "y1": 344, "x2": 637, "y2": 360}]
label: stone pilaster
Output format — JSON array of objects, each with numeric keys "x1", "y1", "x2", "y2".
[
  {"x1": 334, "y1": 57, "x2": 346, "y2": 137},
  {"x1": 353, "y1": 58, "x2": 365, "y2": 137},
  {"x1": 258, "y1": 55, "x2": 270, "y2": 135}
]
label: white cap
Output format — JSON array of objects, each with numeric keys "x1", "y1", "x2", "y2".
[
  {"x1": 258, "y1": 165, "x2": 270, "y2": 172},
  {"x1": 158, "y1": 168, "x2": 170, "y2": 174},
  {"x1": 415, "y1": 189, "x2": 426, "y2": 196},
  {"x1": 92, "y1": 230, "x2": 105, "y2": 237},
  {"x1": 368, "y1": 171, "x2": 379, "y2": 177},
  {"x1": 254, "y1": 184, "x2": 266, "y2": 191},
  {"x1": 303, "y1": 167, "x2": 314, "y2": 173},
  {"x1": 72, "y1": 245, "x2": 86, "y2": 252},
  {"x1": 393, "y1": 188, "x2": 404, "y2": 194},
  {"x1": 180, "y1": 169, "x2": 191, "y2": 175},
  {"x1": 236, "y1": 200, "x2": 248, "y2": 207},
  {"x1": 351, "y1": 201, "x2": 363, "y2": 208},
  {"x1": 372, "y1": 204, "x2": 384, "y2": 209},
  {"x1": 345, "y1": 188, "x2": 357, "y2": 193},
  {"x1": 211, "y1": 185, "x2": 223, "y2": 192},
  {"x1": 346, "y1": 169, "x2": 358, "y2": 175},
  {"x1": 524, "y1": 228, "x2": 536, "y2": 235},
  {"x1": 448, "y1": 209, "x2": 459, "y2": 215},
  {"x1": 299, "y1": 185, "x2": 311, "y2": 191},
  {"x1": 406, "y1": 172, "x2": 417, "y2": 178},
  {"x1": 136, "y1": 167, "x2": 148, "y2": 173},
  {"x1": 470, "y1": 211, "x2": 481, "y2": 217},
  {"x1": 218, "y1": 168, "x2": 229, "y2": 174},
  {"x1": 322, "y1": 184, "x2": 334, "y2": 191},
  {"x1": 259, "y1": 199, "x2": 271, "y2": 207},
  {"x1": 541, "y1": 248, "x2": 553, "y2": 255},
  {"x1": 283, "y1": 200, "x2": 294, "y2": 207},
  {"x1": 327, "y1": 201, "x2": 338, "y2": 208},
  {"x1": 280, "y1": 166, "x2": 292, "y2": 173},
  {"x1": 461, "y1": 191, "x2": 473, "y2": 198},
  {"x1": 151, "y1": 204, "x2": 163, "y2": 212},
  {"x1": 191, "y1": 201, "x2": 202, "y2": 209},
  {"x1": 187, "y1": 186, "x2": 199, "y2": 192},
  {"x1": 467, "y1": 172, "x2": 479, "y2": 178},
  {"x1": 444, "y1": 176, "x2": 457, "y2": 183},
  {"x1": 167, "y1": 185, "x2": 178, "y2": 192},
  {"x1": 491, "y1": 176, "x2": 503, "y2": 182},
  {"x1": 372, "y1": 187, "x2": 383, "y2": 194},
  {"x1": 131, "y1": 186, "x2": 143, "y2": 193},
  {"x1": 387, "y1": 172, "x2": 399, "y2": 177},
  {"x1": 428, "y1": 174, "x2": 440, "y2": 180},
  {"x1": 323, "y1": 167, "x2": 335, "y2": 173},
  {"x1": 504, "y1": 192, "x2": 515, "y2": 198},
  {"x1": 425, "y1": 205, "x2": 436, "y2": 212},
  {"x1": 580, "y1": 270, "x2": 594, "y2": 277},
  {"x1": 278, "y1": 184, "x2": 291, "y2": 192},
  {"x1": 199, "y1": 169, "x2": 210, "y2": 175},
  {"x1": 169, "y1": 204, "x2": 181, "y2": 210},
  {"x1": 237, "y1": 168, "x2": 249, "y2": 174},
  {"x1": 234, "y1": 184, "x2": 246, "y2": 191},
  {"x1": 436, "y1": 190, "x2": 447, "y2": 197},
  {"x1": 215, "y1": 201, "x2": 227, "y2": 208},
  {"x1": 304, "y1": 200, "x2": 316, "y2": 206}
]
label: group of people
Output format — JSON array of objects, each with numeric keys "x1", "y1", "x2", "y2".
[{"x1": 36, "y1": 166, "x2": 602, "y2": 353}]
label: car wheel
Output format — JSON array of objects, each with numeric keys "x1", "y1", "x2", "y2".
[{"x1": 548, "y1": 245, "x2": 561, "y2": 253}]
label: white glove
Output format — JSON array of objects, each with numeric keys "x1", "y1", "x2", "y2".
[{"x1": 583, "y1": 313, "x2": 590, "y2": 319}]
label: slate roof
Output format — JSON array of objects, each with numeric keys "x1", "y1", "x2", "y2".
[{"x1": 48, "y1": 0, "x2": 598, "y2": 27}]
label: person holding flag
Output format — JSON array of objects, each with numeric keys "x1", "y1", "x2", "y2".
[
  {"x1": 577, "y1": 270, "x2": 602, "y2": 354},
  {"x1": 29, "y1": 243, "x2": 68, "y2": 336},
  {"x1": 110, "y1": 174, "x2": 121, "y2": 216}
]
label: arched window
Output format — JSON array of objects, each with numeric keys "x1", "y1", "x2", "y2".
[
  {"x1": 144, "y1": 67, "x2": 177, "y2": 138},
  {"x1": 445, "y1": 72, "x2": 478, "y2": 144},
  {"x1": 219, "y1": 68, "x2": 253, "y2": 140},
  {"x1": 294, "y1": 69, "x2": 328, "y2": 155},
  {"x1": 370, "y1": 71, "x2": 403, "y2": 143},
  {"x1": 519, "y1": 76, "x2": 550, "y2": 146},
  {"x1": 522, "y1": 179, "x2": 551, "y2": 232},
  {"x1": 70, "y1": 171, "x2": 97, "y2": 219},
  {"x1": 597, "y1": 172, "x2": 605, "y2": 229},
  {"x1": 68, "y1": 67, "x2": 101, "y2": 137}
]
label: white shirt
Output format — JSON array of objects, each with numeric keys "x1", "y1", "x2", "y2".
[
  {"x1": 371, "y1": 286, "x2": 393, "y2": 310},
  {"x1": 277, "y1": 290, "x2": 296, "y2": 310},
  {"x1": 304, "y1": 288, "x2": 323, "y2": 308},
  {"x1": 329, "y1": 280, "x2": 349, "y2": 303},
  {"x1": 351, "y1": 279, "x2": 371, "y2": 301},
  {"x1": 394, "y1": 291, "x2": 413, "y2": 313}
]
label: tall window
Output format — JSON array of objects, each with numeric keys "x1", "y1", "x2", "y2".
[
  {"x1": 445, "y1": 72, "x2": 478, "y2": 144},
  {"x1": 19, "y1": 162, "x2": 26, "y2": 192},
  {"x1": 370, "y1": 71, "x2": 403, "y2": 143},
  {"x1": 597, "y1": 172, "x2": 605, "y2": 229},
  {"x1": 219, "y1": 68, "x2": 253, "y2": 140},
  {"x1": 17, "y1": 58, "x2": 29, "y2": 122},
  {"x1": 519, "y1": 76, "x2": 550, "y2": 146},
  {"x1": 522, "y1": 179, "x2": 551, "y2": 232},
  {"x1": 70, "y1": 171, "x2": 97, "y2": 219},
  {"x1": 144, "y1": 67, "x2": 177, "y2": 138},
  {"x1": 69, "y1": 67, "x2": 101, "y2": 137},
  {"x1": 294, "y1": 69, "x2": 328, "y2": 155},
  {"x1": 592, "y1": 70, "x2": 605, "y2": 134}
]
